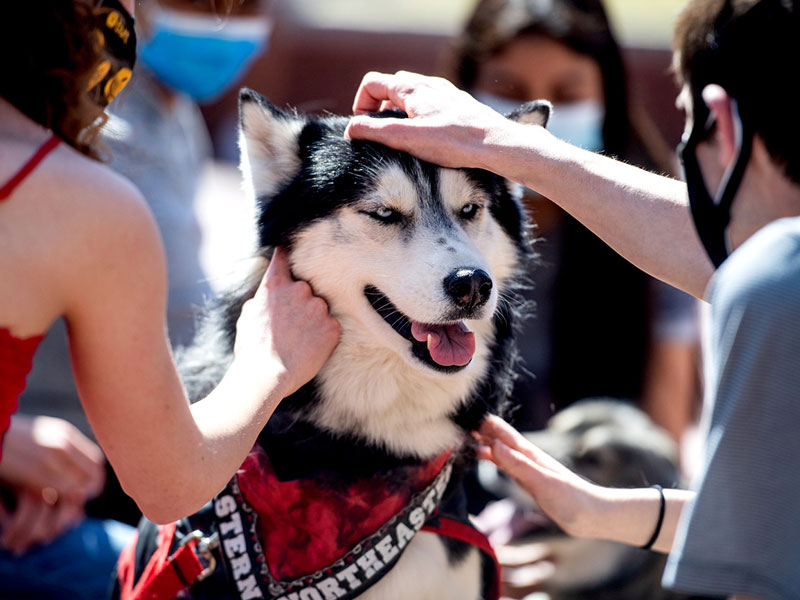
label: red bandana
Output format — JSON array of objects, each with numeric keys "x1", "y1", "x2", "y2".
[
  {"x1": 237, "y1": 445, "x2": 452, "y2": 582},
  {"x1": 115, "y1": 444, "x2": 501, "y2": 600}
]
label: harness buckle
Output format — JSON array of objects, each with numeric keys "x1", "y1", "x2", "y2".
[{"x1": 179, "y1": 530, "x2": 220, "y2": 582}]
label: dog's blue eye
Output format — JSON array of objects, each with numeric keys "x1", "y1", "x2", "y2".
[
  {"x1": 460, "y1": 203, "x2": 480, "y2": 220},
  {"x1": 363, "y1": 207, "x2": 402, "y2": 224}
]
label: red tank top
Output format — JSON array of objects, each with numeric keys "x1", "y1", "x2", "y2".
[{"x1": 0, "y1": 135, "x2": 60, "y2": 459}]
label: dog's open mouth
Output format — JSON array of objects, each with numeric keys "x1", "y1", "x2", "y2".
[{"x1": 364, "y1": 285, "x2": 475, "y2": 372}]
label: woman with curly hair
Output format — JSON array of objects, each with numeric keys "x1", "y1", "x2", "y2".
[{"x1": 0, "y1": 0, "x2": 339, "y2": 532}]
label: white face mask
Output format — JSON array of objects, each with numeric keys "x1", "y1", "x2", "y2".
[{"x1": 474, "y1": 91, "x2": 605, "y2": 153}]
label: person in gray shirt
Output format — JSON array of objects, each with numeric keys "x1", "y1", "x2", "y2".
[{"x1": 344, "y1": 0, "x2": 800, "y2": 598}]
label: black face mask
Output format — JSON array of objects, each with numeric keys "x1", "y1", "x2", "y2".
[
  {"x1": 86, "y1": 0, "x2": 137, "y2": 108},
  {"x1": 678, "y1": 93, "x2": 754, "y2": 268}
]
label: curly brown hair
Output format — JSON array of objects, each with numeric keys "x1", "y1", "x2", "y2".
[{"x1": 1, "y1": 1, "x2": 112, "y2": 159}]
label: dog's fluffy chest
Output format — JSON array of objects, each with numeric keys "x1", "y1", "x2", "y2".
[{"x1": 307, "y1": 327, "x2": 491, "y2": 458}]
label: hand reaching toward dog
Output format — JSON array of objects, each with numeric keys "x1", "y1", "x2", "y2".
[
  {"x1": 346, "y1": 71, "x2": 712, "y2": 301},
  {"x1": 344, "y1": 70, "x2": 512, "y2": 171},
  {"x1": 475, "y1": 415, "x2": 602, "y2": 540},
  {"x1": 234, "y1": 246, "x2": 341, "y2": 398},
  {"x1": 475, "y1": 415, "x2": 694, "y2": 553}
]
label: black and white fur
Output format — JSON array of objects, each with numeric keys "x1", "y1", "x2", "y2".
[{"x1": 178, "y1": 89, "x2": 550, "y2": 600}]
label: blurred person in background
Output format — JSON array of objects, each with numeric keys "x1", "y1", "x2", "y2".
[
  {"x1": 105, "y1": 0, "x2": 271, "y2": 349},
  {"x1": 1, "y1": 1, "x2": 331, "y2": 599},
  {"x1": 445, "y1": 0, "x2": 700, "y2": 444}
]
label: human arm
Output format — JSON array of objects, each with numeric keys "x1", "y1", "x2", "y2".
[
  {"x1": 57, "y1": 171, "x2": 340, "y2": 523},
  {"x1": 475, "y1": 415, "x2": 694, "y2": 554},
  {"x1": 345, "y1": 71, "x2": 714, "y2": 299}
]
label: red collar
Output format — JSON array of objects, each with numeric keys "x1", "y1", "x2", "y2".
[{"x1": 237, "y1": 445, "x2": 452, "y2": 582}]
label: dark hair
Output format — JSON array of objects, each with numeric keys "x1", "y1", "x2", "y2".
[
  {"x1": 0, "y1": 2, "x2": 112, "y2": 158},
  {"x1": 447, "y1": 0, "x2": 675, "y2": 172},
  {"x1": 674, "y1": 0, "x2": 800, "y2": 183}
]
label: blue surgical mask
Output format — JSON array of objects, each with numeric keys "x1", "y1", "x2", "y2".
[
  {"x1": 474, "y1": 91, "x2": 605, "y2": 152},
  {"x1": 140, "y1": 7, "x2": 270, "y2": 103}
]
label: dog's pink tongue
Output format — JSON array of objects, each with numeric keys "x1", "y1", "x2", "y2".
[{"x1": 411, "y1": 321, "x2": 475, "y2": 367}]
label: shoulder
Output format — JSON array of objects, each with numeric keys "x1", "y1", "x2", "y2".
[
  {"x1": 40, "y1": 144, "x2": 166, "y2": 304},
  {"x1": 43, "y1": 143, "x2": 160, "y2": 243},
  {"x1": 1, "y1": 135, "x2": 160, "y2": 261},
  {"x1": 51, "y1": 142, "x2": 148, "y2": 207},
  {"x1": 710, "y1": 217, "x2": 800, "y2": 315}
]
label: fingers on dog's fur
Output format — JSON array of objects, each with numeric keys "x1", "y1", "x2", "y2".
[
  {"x1": 480, "y1": 415, "x2": 530, "y2": 452},
  {"x1": 264, "y1": 246, "x2": 292, "y2": 286},
  {"x1": 490, "y1": 440, "x2": 545, "y2": 494}
]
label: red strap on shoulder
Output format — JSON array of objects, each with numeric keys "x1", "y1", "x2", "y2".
[
  {"x1": 422, "y1": 517, "x2": 502, "y2": 600},
  {"x1": 118, "y1": 522, "x2": 206, "y2": 600},
  {"x1": 0, "y1": 135, "x2": 61, "y2": 200}
]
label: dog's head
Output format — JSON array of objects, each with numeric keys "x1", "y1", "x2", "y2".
[
  {"x1": 236, "y1": 89, "x2": 549, "y2": 455},
  {"x1": 478, "y1": 399, "x2": 684, "y2": 599}
]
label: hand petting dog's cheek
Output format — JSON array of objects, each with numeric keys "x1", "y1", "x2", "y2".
[{"x1": 233, "y1": 246, "x2": 341, "y2": 397}]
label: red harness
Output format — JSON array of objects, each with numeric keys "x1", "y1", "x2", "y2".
[{"x1": 117, "y1": 446, "x2": 500, "y2": 600}]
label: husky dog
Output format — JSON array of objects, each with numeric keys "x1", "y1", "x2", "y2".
[{"x1": 115, "y1": 89, "x2": 550, "y2": 600}]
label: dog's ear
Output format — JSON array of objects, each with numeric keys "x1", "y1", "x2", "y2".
[
  {"x1": 506, "y1": 100, "x2": 552, "y2": 127},
  {"x1": 238, "y1": 88, "x2": 305, "y2": 201}
]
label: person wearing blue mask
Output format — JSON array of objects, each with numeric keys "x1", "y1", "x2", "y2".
[
  {"x1": 139, "y1": 0, "x2": 271, "y2": 103},
  {"x1": 444, "y1": 0, "x2": 700, "y2": 446},
  {"x1": 102, "y1": 0, "x2": 271, "y2": 351},
  {"x1": 437, "y1": 4, "x2": 702, "y2": 595}
]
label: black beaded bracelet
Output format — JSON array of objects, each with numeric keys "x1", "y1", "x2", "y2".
[{"x1": 640, "y1": 484, "x2": 665, "y2": 550}]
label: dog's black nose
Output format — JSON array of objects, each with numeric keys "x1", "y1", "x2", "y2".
[{"x1": 444, "y1": 268, "x2": 493, "y2": 310}]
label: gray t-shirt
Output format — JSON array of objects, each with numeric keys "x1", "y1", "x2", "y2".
[{"x1": 663, "y1": 216, "x2": 800, "y2": 599}]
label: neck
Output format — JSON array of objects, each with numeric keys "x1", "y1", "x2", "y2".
[
  {"x1": 0, "y1": 98, "x2": 50, "y2": 143},
  {"x1": 730, "y1": 135, "x2": 800, "y2": 249}
]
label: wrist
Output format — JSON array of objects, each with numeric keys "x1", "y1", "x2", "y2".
[
  {"x1": 228, "y1": 353, "x2": 294, "y2": 406},
  {"x1": 476, "y1": 119, "x2": 515, "y2": 173},
  {"x1": 478, "y1": 120, "x2": 548, "y2": 182},
  {"x1": 588, "y1": 486, "x2": 673, "y2": 548},
  {"x1": 570, "y1": 483, "x2": 617, "y2": 539}
]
